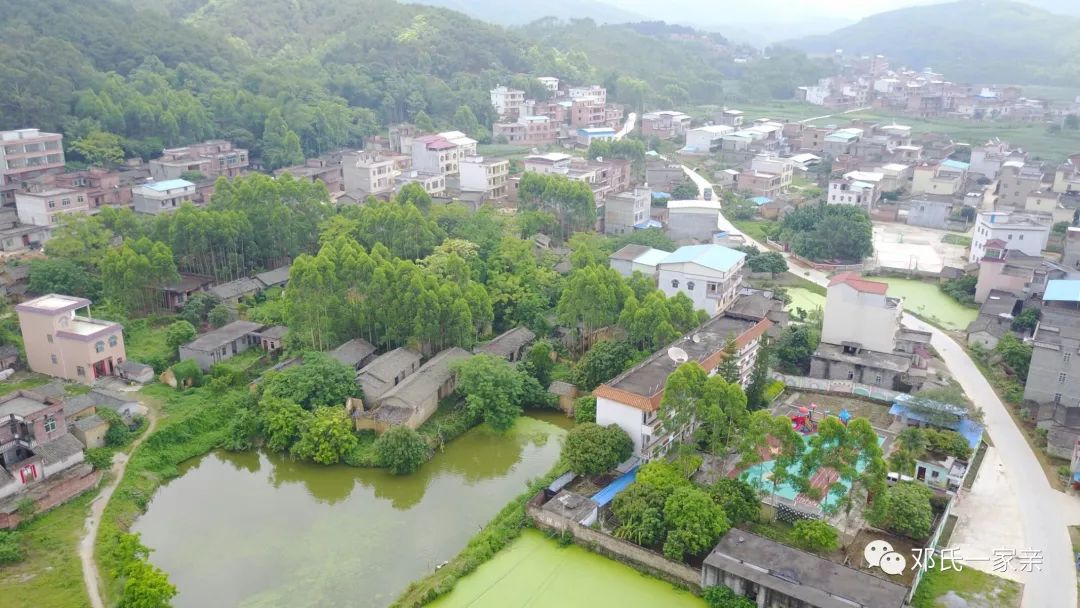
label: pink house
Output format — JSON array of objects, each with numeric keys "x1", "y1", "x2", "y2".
[{"x1": 16, "y1": 294, "x2": 126, "y2": 384}]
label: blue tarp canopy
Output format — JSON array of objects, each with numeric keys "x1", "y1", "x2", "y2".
[
  {"x1": 749, "y1": 196, "x2": 773, "y2": 206},
  {"x1": 634, "y1": 219, "x2": 663, "y2": 230},
  {"x1": 651, "y1": 191, "x2": 671, "y2": 199},
  {"x1": 591, "y1": 466, "x2": 639, "y2": 508},
  {"x1": 889, "y1": 402, "x2": 984, "y2": 450}
]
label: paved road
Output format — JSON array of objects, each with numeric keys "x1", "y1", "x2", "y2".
[
  {"x1": 682, "y1": 164, "x2": 1079, "y2": 608},
  {"x1": 615, "y1": 112, "x2": 637, "y2": 141},
  {"x1": 79, "y1": 405, "x2": 158, "y2": 608},
  {"x1": 797, "y1": 106, "x2": 871, "y2": 125}
]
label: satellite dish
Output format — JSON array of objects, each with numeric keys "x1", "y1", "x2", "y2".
[
  {"x1": 667, "y1": 347, "x2": 689, "y2": 364},
  {"x1": 691, "y1": 334, "x2": 701, "y2": 343}
]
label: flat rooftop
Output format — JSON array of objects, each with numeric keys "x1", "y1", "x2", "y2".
[
  {"x1": 0, "y1": 395, "x2": 50, "y2": 418},
  {"x1": 16, "y1": 294, "x2": 90, "y2": 315},
  {"x1": 604, "y1": 314, "x2": 765, "y2": 399},
  {"x1": 67, "y1": 317, "x2": 120, "y2": 336}
]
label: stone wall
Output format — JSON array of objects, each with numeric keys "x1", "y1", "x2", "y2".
[
  {"x1": 0, "y1": 464, "x2": 101, "y2": 529},
  {"x1": 526, "y1": 492, "x2": 701, "y2": 591}
]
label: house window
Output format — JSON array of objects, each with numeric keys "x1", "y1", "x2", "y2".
[
  {"x1": 77, "y1": 366, "x2": 85, "y2": 377},
  {"x1": 1019, "y1": 234, "x2": 1024, "y2": 240},
  {"x1": 874, "y1": 375, "x2": 883, "y2": 385},
  {"x1": 1060, "y1": 372, "x2": 1067, "y2": 383},
  {"x1": 1055, "y1": 393, "x2": 1062, "y2": 404},
  {"x1": 1008, "y1": 234, "x2": 1013, "y2": 240},
  {"x1": 1065, "y1": 353, "x2": 1072, "y2": 363},
  {"x1": 847, "y1": 371, "x2": 854, "y2": 380},
  {"x1": 671, "y1": 279, "x2": 679, "y2": 288},
  {"x1": 46, "y1": 334, "x2": 53, "y2": 343},
  {"x1": 47, "y1": 201, "x2": 56, "y2": 209},
  {"x1": 687, "y1": 281, "x2": 695, "y2": 291},
  {"x1": 44, "y1": 415, "x2": 56, "y2": 433},
  {"x1": 50, "y1": 354, "x2": 58, "y2": 364},
  {"x1": 95, "y1": 341, "x2": 105, "y2": 353},
  {"x1": 108, "y1": 335, "x2": 118, "y2": 347},
  {"x1": 62, "y1": 198, "x2": 70, "y2": 206},
  {"x1": 931, "y1": 471, "x2": 939, "y2": 479}
]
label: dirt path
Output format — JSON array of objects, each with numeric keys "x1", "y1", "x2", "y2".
[{"x1": 79, "y1": 404, "x2": 158, "y2": 608}]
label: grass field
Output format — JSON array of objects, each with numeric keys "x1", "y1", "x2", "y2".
[
  {"x1": 0, "y1": 491, "x2": 95, "y2": 608},
  {"x1": 910, "y1": 566, "x2": 1021, "y2": 608}
]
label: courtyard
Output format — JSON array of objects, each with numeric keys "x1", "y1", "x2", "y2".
[{"x1": 870, "y1": 222, "x2": 969, "y2": 275}]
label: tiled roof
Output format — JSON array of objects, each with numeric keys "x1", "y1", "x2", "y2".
[{"x1": 829, "y1": 272, "x2": 888, "y2": 295}]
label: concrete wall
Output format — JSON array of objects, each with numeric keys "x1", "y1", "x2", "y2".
[
  {"x1": 771, "y1": 372, "x2": 903, "y2": 403},
  {"x1": 821, "y1": 282, "x2": 900, "y2": 353},
  {"x1": 0, "y1": 464, "x2": 100, "y2": 529},
  {"x1": 527, "y1": 494, "x2": 701, "y2": 591},
  {"x1": 596, "y1": 397, "x2": 648, "y2": 458}
]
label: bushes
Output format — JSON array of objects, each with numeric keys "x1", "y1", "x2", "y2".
[
  {"x1": 84, "y1": 447, "x2": 115, "y2": 471},
  {"x1": 940, "y1": 275, "x2": 976, "y2": 306},
  {"x1": 375, "y1": 426, "x2": 430, "y2": 475},
  {"x1": 791, "y1": 519, "x2": 839, "y2": 553},
  {"x1": 0, "y1": 530, "x2": 22, "y2": 564},
  {"x1": 703, "y1": 586, "x2": 756, "y2": 608},
  {"x1": 561, "y1": 423, "x2": 632, "y2": 476},
  {"x1": 870, "y1": 482, "x2": 935, "y2": 539},
  {"x1": 170, "y1": 359, "x2": 203, "y2": 388},
  {"x1": 573, "y1": 395, "x2": 596, "y2": 423},
  {"x1": 662, "y1": 486, "x2": 730, "y2": 561},
  {"x1": 107, "y1": 532, "x2": 176, "y2": 608}
]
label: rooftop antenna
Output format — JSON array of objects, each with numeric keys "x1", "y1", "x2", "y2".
[{"x1": 667, "y1": 347, "x2": 689, "y2": 364}]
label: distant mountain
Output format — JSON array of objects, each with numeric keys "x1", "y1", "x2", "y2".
[
  {"x1": 787, "y1": 0, "x2": 1080, "y2": 85},
  {"x1": 400, "y1": 0, "x2": 647, "y2": 26}
]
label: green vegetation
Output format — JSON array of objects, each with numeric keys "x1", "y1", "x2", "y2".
[
  {"x1": 780, "y1": 204, "x2": 874, "y2": 263},
  {"x1": 941, "y1": 275, "x2": 977, "y2": 307},
  {"x1": 375, "y1": 426, "x2": 430, "y2": 475},
  {"x1": 104, "y1": 532, "x2": 176, "y2": 607},
  {"x1": 774, "y1": 321, "x2": 821, "y2": 375},
  {"x1": 0, "y1": 530, "x2": 20, "y2": 564},
  {"x1": 731, "y1": 220, "x2": 780, "y2": 244},
  {"x1": 0, "y1": 492, "x2": 93, "y2": 608},
  {"x1": 790, "y1": 520, "x2": 840, "y2": 553},
  {"x1": 453, "y1": 354, "x2": 551, "y2": 432},
  {"x1": 996, "y1": 334, "x2": 1033, "y2": 381},
  {"x1": 941, "y1": 234, "x2": 972, "y2": 247},
  {"x1": 561, "y1": 422, "x2": 633, "y2": 476},
  {"x1": 911, "y1": 564, "x2": 1021, "y2": 608},
  {"x1": 869, "y1": 481, "x2": 935, "y2": 540},
  {"x1": 703, "y1": 586, "x2": 756, "y2": 608},
  {"x1": 573, "y1": 395, "x2": 597, "y2": 423},
  {"x1": 874, "y1": 277, "x2": 979, "y2": 330}
]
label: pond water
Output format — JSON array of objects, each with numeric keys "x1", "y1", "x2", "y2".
[
  {"x1": 784, "y1": 287, "x2": 825, "y2": 316},
  {"x1": 429, "y1": 529, "x2": 704, "y2": 608},
  {"x1": 873, "y1": 277, "x2": 977, "y2": 331},
  {"x1": 132, "y1": 415, "x2": 568, "y2": 608}
]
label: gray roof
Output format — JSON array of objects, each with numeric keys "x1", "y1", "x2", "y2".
[
  {"x1": 474, "y1": 327, "x2": 536, "y2": 358},
  {"x1": 182, "y1": 320, "x2": 264, "y2": 353},
  {"x1": 35, "y1": 433, "x2": 84, "y2": 465},
  {"x1": 705, "y1": 532, "x2": 909, "y2": 608},
  {"x1": 812, "y1": 342, "x2": 912, "y2": 373},
  {"x1": 256, "y1": 325, "x2": 289, "y2": 340},
  {"x1": 548, "y1": 380, "x2": 576, "y2": 396},
  {"x1": 209, "y1": 277, "x2": 264, "y2": 300},
  {"x1": 0, "y1": 394, "x2": 50, "y2": 418},
  {"x1": 62, "y1": 388, "x2": 139, "y2": 418},
  {"x1": 73, "y1": 413, "x2": 107, "y2": 432},
  {"x1": 255, "y1": 265, "x2": 291, "y2": 288},
  {"x1": 380, "y1": 348, "x2": 472, "y2": 409},
  {"x1": 330, "y1": 339, "x2": 377, "y2": 367},
  {"x1": 357, "y1": 347, "x2": 423, "y2": 400},
  {"x1": 609, "y1": 244, "x2": 652, "y2": 262},
  {"x1": 1033, "y1": 302, "x2": 1080, "y2": 344},
  {"x1": 118, "y1": 360, "x2": 153, "y2": 374},
  {"x1": 729, "y1": 291, "x2": 782, "y2": 319}
]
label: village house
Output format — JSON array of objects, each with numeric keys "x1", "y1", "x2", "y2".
[
  {"x1": 412, "y1": 134, "x2": 463, "y2": 176},
  {"x1": 827, "y1": 177, "x2": 876, "y2": 211},
  {"x1": 275, "y1": 153, "x2": 345, "y2": 195},
  {"x1": 0, "y1": 129, "x2": 65, "y2": 207},
  {"x1": 603, "y1": 187, "x2": 651, "y2": 235},
  {"x1": 810, "y1": 273, "x2": 931, "y2": 391},
  {"x1": 395, "y1": 170, "x2": 446, "y2": 197},
  {"x1": 209, "y1": 277, "x2": 264, "y2": 305},
  {"x1": 594, "y1": 312, "x2": 771, "y2": 461},
  {"x1": 14, "y1": 184, "x2": 90, "y2": 228},
  {"x1": 493, "y1": 115, "x2": 556, "y2": 147},
  {"x1": 356, "y1": 347, "x2": 423, "y2": 403},
  {"x1": 341, "y1": 151, "x2": 398, "y2": 199},
  {"x1": 608, "y1": 244, "x2": 670, "y2": 279},
  {"x1": 178, "y1": 320, "x2": 264, "y2": 371},
  {"x1": 576, "y1": 127, "x2": 616, "y2": 147},
  {"x1": 490, "y1": 85, "x2": 525, "y2": 118},
  {"x1": 1052, "y1": 154, "x2": 1080, "y2": 194},
  {"x1": 1025, "y1": 280, "x2": 1080, "y2": 457},
  {"x1": 149, "y1": 140, "x2": 248, "y2": 181},
  {"x1": 969, "y1": 210, "x2": 1051, "y2": 263},
  {"x1": 354, "y1": 347, "x2": 473, "y2": 431},
  {"x1": 458, "y1": 156, "x2": 509, "y2": 201},
  {"x1": 969, "y1": 140, "x2": 1025, "y2": 181},
  {"x1": 254, "y1": 326, "x2": 288, "y2": 352},
  {"x1": 473, "y1": 326, "x2": 536, "y2": 363},
  {"x1": 701, "y1": 532, "x2": 909, "y2": 608},
  {"x1": 0, "y1": 208, "x2": 49, "y2": 253},
  {"x1": 966, "y1": 289, "x2": 1026, "y2": 351},
  {"x1": 666, "y1": 200, "x2": 722, "y2": 244},
  {"x1": 657, "y1": 245, "x2": 747, "y2": 316},
  {"x1": 132, "y1": 179, "x2": 196, "y2": 215},
  {"x1": 822, "y1": 128, "x2": 863, "y2": 157},
  {"x1": 16, "y1": 294, "x2": 126, "y2": 384},
  {"x1": 996, "y1": 161, "x2": 1045, "y2": 209},
  {"x1": 974, "y1": 240, "x2": 1071, "y2": 304},
  {"x1": 640, "y1": 111, "x2": 691, "y2": 140},
  {"x1": 328, "y1": 338, "x2": 377, "y2": 371},
  {"x1": 683, "y1": 125, "x2": 733, "y2": 155},
  {"x1": 0, "y1": 390, "x2": 86, "y2": 502},
  {"x1": 904, "y1": 195, "x2": 955, "y2": 230}
]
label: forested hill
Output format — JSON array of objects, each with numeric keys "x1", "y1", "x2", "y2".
[
  {"x1": 401, "y1": 0, "x2": 648, "y2": 26},
  {"x1": 0, "y1": 0, "x2": 825, "y2": 168},
  {"x1": 788, "y1": 0, "x2": 1080, "y2": 85}
]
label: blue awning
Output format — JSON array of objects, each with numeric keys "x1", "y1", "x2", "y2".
[{"x1": 590, "y1": 466, "x2": 639, "y2": 508}]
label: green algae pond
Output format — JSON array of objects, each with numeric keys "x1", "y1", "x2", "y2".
[
  {"x1": 429, "y1": 529, "x2": 705, "y2": 608},
  {"x1": 131, "y1": 414, "x2": 569, "y2": 608},
  {"x1": 784, "y1": 287, "x2": 825, "y2": 316},
  {"x1": 873, "y1": 277, "x2": 978, "y2": 331}
]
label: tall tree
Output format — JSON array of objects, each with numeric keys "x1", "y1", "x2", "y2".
[{"x1": 261, "y1": 108, "x2": 304, "y2": 170}]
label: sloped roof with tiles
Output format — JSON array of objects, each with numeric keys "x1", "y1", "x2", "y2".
[{"x1": 828, "y1": 272, "x2": 889, "y2": 295}]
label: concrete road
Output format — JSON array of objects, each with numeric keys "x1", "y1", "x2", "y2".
[
  {"x1": 798, "y1": 106, "x2": 872, "y2": 125},
  {"x1": 615, "y1": 112, "x2": 637, "y2": 141},
  {"x1": 681, "y1": 164, "x2": 1079, "y2": 608}
]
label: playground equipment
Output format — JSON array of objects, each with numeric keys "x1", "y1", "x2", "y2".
[
  {"x1": 790, "y1": 405, "x2": 818, "y2": 434},
  {"x1": 839, "y1": 409, "x2": 852, "y2": 425}
]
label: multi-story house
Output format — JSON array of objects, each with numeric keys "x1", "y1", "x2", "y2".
[
  {"x1": 342, "y1": 151, "x2": 398, "y2": 199},
  {"x1": 0, "y1": 129, "x2": 65, "y2": 207},
  {"x1": 996, "y1": 162, "x2": 1045, "y2": 208},
  {"x1": 132, "y1": 179, "x2": 196, "y2": 215},
  {"x1": 1052, "y1": 154, "x2": 1080, "y2": 194},
  {"x1": 490, "y1": 86, "x2": 525, "y2": 118},
  {"x1": 969, "y1": 211, "x2": 1051, "y2": 263},
  {"x1": 412, "y1": 135, "x2": 462, "y2": 176},
  {"x1": 576, "y1": 127, "x2": 616, "y2": 147},
  {"x1": 16, "y1": 294, "x2": 126, "y2": 384},
  {"x1": 821, "y1": 128, "x2": 863, "y2": 157},
  {"x1": 827, "y1": 177, "x2": 876, "y2": 211},
  {"x1": 395, "y1": 170, "x2": 446, "y2": 197},
  {"x1": 1026, "y1": 279, "x2": 1080, "y2": 457},
  {"x1": 594, "y1": 312, "x2": 771, "y2": 461},
  {"x1": 53, "y1": 168, "x2": 131, "y2": 209},
  {"x1": 603, "y1": 187, "x2": 651, "y2": 235},
  {"x1": 969, "y1": 140, "x2": 1025, "y2": 180},
  {"x1": 810, "y1": 273, "x2": 931, "y2": 391},
  {"x1": 748, "y1": 154, "x2": 793, "y2": 192},
  {"x1": 641, "y1": 111, "x2": 691, "y2": 140},
  {"x1": 537, "y1": 77, "x2": 559, "y2": 92},
  {"x1": 0, "y1": 389, "x2": 86, "y2": 501},
  {"x1": 568, "y1": 85, "x2": 607, "y2": 104},
  {"x1": 438, "y1": 132, "x2": 478, "y2": 157},
  {"x1": 149, "y1": 140, "x2": 248, "y2": 181},
  {"x1": 736, "y1": 170, "x2": 784, "y2": 200},
  {"x1": 657, "y1": 245, "x2": 747, "y2": 316},
  {"x1": 683, "y1": 126, "x2": 733, "y2": 154},
  {"x1": 910, "y1": 159, "x2": 967, "y2": 196},
  {"x1": 14, "y1": 185, "x2": 90, "y2": 228},
  {"x1": 276, "y1": 153, "x2": 345, "y2": 195},
  {"x1": 459, "y1": 156, "x2": 509, "y2": 201},
  {"x1": 492, "y1": 115, "x2": 556, "y2": 147},
  {"x1": 524, "y1": 153, "x2": 574, "y2": 175}
]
